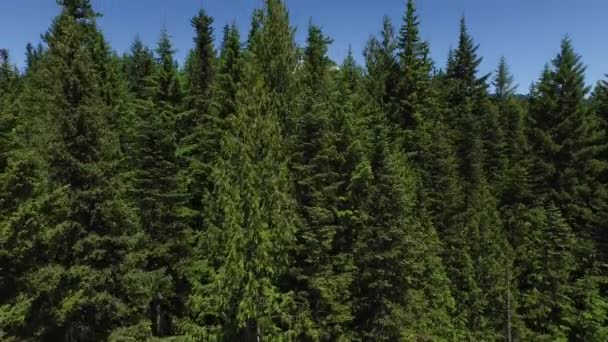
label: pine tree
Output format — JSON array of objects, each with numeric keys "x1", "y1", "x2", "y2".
[
  {"x1": 124, "y1": 36, "x2": 155, "y2": 99},
  {"x1": 393, "y1": 0, "x2": 433, "y2": 136},
  {"x1": 515, "y1": 205, "x2": 579, "y2": 340},
  {"x1": 177, "y1": 9, "x2": 218, "y2": 232},
  {"x1": 591, "y1": 76, "x2": 608, "y2": 261},
  {"x1": 184, "y1": 4, "x2": 299, "y2": 339},
  {"x1": 185, "y1": 9, "x2": 215, "y2": 107},
  {"x1": 249, "y1": 0, "x2": 297, "y2": 134},
  {"x1": 494, "y1": 57, "x2": 516, "y2": 101},
  {"x1": 25, "y1": 42, "x2": 45, "y2": 72},
  {"x1": 180, "y1": 9, "x2": 215, "y2": 139},
  {"x1": 487, "y1": 57, "x2": 533, "y2": 340},
  {"x1": 351, "y1": 114, "x2": 455, "y2": 340},
  {"x1": 0, "y1": 50, "x2": 18, "y2": 97},
  {"x1": 1, "y1": 1, "x2": 152, "y2": 340},
  {"x1": 493, "y1": 57, "x2": 530, "y2": 206},
  {"x1": 439, "y1": 18, "x2": 518, "y2": 339},
  {"x1": 214, "y1": 24, "x2": 242, "y2": 122},
  {"x1": 594, "y1": 76, "x2": 608, "y2": 128},
  {"x1": 364, "y1": 16, "x2": 399, "y2": 121},
  {"x1": 529, "y1": 38, "x2": 606, "y2": 231},
  {"x1": 445, "y1": 16, "x2": 489, "y2": 189},
  {"x1": 288, "y1": 23, "x2": 358, "y2": 340},
  {"x1": 527, "y1": 37, "x2": 608, "y2": 340},
  {"x1": 392, "y1": 0, "x2": 462, "y2": 223},
  {"x1": 154, "y1": 27, "x2": 182, "y2": 107},
  {"x1": 184, "y1": 53, "x2": 299, "y2": 341},
  {"x1": 124, "y1": 29, "x2": 192, "y2": 337}
]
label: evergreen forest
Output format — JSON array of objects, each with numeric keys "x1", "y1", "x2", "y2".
[{"x1": 1, "y1": 0, "x2": 607, "y2": 340}]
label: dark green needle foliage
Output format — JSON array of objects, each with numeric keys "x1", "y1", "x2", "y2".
[
  {"x1": 527, "y1": 37, "x2": 608, "y2": 340},
  {"x1": 288, "y1": 23, "x2": 359, "y2": 340},
  {"x1": 1, "y1": 0, "x2": 608, "y2": 341},
  {"x1": 350, "y1": 109, "x2": 455, "y2": 340},
  {"x1": 177, "y1": 10, "x2": 218, "y2": 232},
  {"x1": 1, "y1": 1, "x2": 152, "y2": 340},
  {"x1": 124, "y1": 36, "x2": 155, "y2": 99},
  {"x1": 124, "y1": 29, "x2": 191, "y2": 338}
]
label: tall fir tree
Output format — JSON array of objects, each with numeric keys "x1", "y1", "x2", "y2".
[
  {"x1": 527, "y1": 37, "x2": 608, "y2": 339},
  {"x1": 492, "y1": 57, "x2": 531, "y2": 206},
  {"x1": 528, "y1": 38, "x2": 606, "y2": 232},
  {"x1": 351, "y1": 112, "x2": 455, "y2": 340},
  {"x1": 177, "y1": 9, "x2": 217, "y2": 232},
  {"x1": 180, "y1": 9, "x2": 215, "y2": 140},
  {"x1": 123, "y1": 28, "x2": 192, "y2": 337},
  {"x1": 249, "y1": 0, "x2": 297, "y2": 135},
  {"x1": 440, "y1": 17, "x2": 518, "y2": 339},
  {"x1": 184, "y1": 9, "x2": 215, "y2": 108},
  {"x1": 594, "y1": 76, "x2": 608, "y2": 128},
  {"x1": 393, "y1": 0, "x2": 432, "y2": 136},
  {"x1": 184, "y1": 52, "x2": 299, "y2": 342},
  {"x1": 592, "y1": 76, "x2": 608, "y2": 260},
  {"x1": 184, "y1": 3, "x2": 300, "y2": 339},
  {"x1": 25, "y1": 42, "x2": 45, "y2": 72},
  {"x1": 1, "y1": 1, "x2": 153, "y2": 340},
  {"x1": 445, "y1": 16, "x2": 490, "y2": 189},
  {"x1": 124, "y1": 36, "x2": 155, "y2": 99},
  {"x1": 364, "y1": 16, "x2": 399, "y2": 123},
  {"x1": 288, "y1": 23, "x2": 358, "y2": 340},
  {"x1": 153, "y1": 27, "x2": 182, "y2": 107}
]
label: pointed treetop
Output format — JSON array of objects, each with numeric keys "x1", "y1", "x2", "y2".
[
  {"x1": 130, "y1": 34, "x2": 146, "y2": 53},
  {"x1": 459, "y1": 15, "x2": 468, "y2": 38},
  {"x1": 154, "y1": 26, "x2": 181, "y2": 105},
  {"x1": 156, "y1": 26, "x2": 176, "y2": 63},
  {"x1": 593, "y1": 75, "x2": 608, "y2": 124},
  {"x1": 342, "y1": 46, "x2": 357, "y2": 71},
  {"x1": 304, "y1": 22, "x2": 333, "y2": 81},
  {"x1": 493, "y1": 57, "x2": 517, "y2": 99},
  {"x1": 344, "y1": 46, "x2": 356, "y2": 66},
  {"x1": 189, "y1": 9, "x2": 214, "y2": 70},
  {"x1": 448, "y1": 15, "x2": 488, "y2": 87},
  {"x1": 399, "y1": 0, "x2": 429, "y2": 58},
  {"x1": 446, "y1": 47, "x2": 455, "y2": 71},
  {"x1": 0, "y1": 49, "x2": 13, "y2": 91},
  {"x1": 398, "y1": 0, "x2": 431, "y2": 76},
  {"x1": 530, "y1": 63, "x2": 552, "y2": 94},
  {"x1": 187, "y1": 8, "x2": 215, "y2": 98},
  {"x1": 191, "y1": 9, "x2": 214, "y2": 46},
  {"x1": 247, "y1": 9, "x2": 264, "y2": 46},
  {"x1": 0, "y1": 49, "x2": 8, "y2": 66},
  {"x1": 552, "y1": 36, "x2": 589, "y2": 96},
  {"x1": 249, "y1": 0, "x2": 297, "y2": 96},
  {"x1": 57, "y1": 0, "x2": 97, "y2": 20},
  {"x1": 380, "y1": 15, "x2": 397, "y2": 52},
  {"x1": 220, "y1": 23, "x2": 241, "y2": 59}
]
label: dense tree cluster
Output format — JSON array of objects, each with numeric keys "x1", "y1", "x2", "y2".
[{"x1": 1, "y1": 1, "x2": 607, "y2": 340}]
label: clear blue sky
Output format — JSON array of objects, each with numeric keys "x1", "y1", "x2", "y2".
[{"x1": 1, "y1": 0, "x2": 607, "y2": 93}]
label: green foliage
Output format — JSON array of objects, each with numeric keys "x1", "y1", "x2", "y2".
[
  {"x1": 351, "y1": 118, "x2": 455, "y2": 340},
  {"x1": 124, "y1": 36, "x2": 155, "y2": 99},
  {"x1": 184, "y1": 53, "x2": 299, "y2": 340},
  {"x1": 1, "y1": 3, "x2": 152, "y2": 340},
  {"x1": 127, "y1": 89, "x2": 189, "y2": 337},
  {"x1": 288, "y1": 23, "x2": 358, "y2": 340},
  {"x1": 2, "y1": 1, "x2": 608, "y2": 341},
  {"x1": 515, "y1": 205, "x2": 578, "y2": 339}
]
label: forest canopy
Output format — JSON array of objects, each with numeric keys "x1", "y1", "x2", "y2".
[{"x1": 1, "y1": 0, "x2": 607, "y2": 341}]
